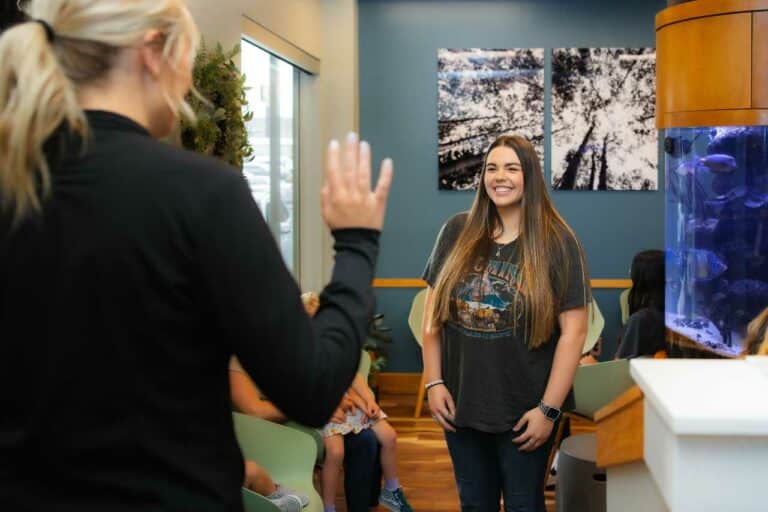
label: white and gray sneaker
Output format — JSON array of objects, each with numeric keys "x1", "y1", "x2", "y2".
[
  {"x1": 379, "y1": 488, "x2": 413, "y2": 512},
  {"x1": 266, "y1": 493, "x2": 304, "y2": 512},
  {"x1": 271, "y1": 485, "x2": 309, "y2": 509}
]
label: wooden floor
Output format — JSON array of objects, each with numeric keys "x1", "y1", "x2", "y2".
[{"x1": 329, "y1": 392, "x2": 597, "y2": 512}]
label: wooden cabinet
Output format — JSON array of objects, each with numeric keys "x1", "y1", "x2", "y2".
[{"x1": 656, "y1": 0, "x2": 768, "y2": 128}]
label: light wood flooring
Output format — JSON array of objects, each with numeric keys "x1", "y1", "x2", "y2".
[{"x1": 329, "y1": 391, "x2": 596, "y2": 512}]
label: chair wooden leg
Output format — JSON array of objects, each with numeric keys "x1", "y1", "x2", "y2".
[
  {"x1": 543, "y1": 414, "x2": 570, "y2": 494},
  {"x1": 414, "y1": 371, "x2": 427, "y2": 418}
]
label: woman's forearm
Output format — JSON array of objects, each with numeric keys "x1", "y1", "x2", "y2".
[
  {"x1": 542, "y1": 308, "x2": 588, "y2": 409},
  {"x1": 350, "y1": 373, "x2": 375, "y2": 403},
  {"x1": 421, "y1": 287, "x2": 443, "y2": 382}
]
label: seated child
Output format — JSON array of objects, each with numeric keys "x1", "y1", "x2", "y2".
[
  {"x1": 243, "y1": 460, "x2": 308, "y2": 512},
  {"x1": 321, "y1": 373, "x2": 412, "y2": 512}
]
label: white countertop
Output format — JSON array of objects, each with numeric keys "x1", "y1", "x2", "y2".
[{"x1": 630, "y1": 358, "x2": 768, "y2": 436}]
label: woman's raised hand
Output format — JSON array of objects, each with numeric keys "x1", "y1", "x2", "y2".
[{"x1": 321, "y1": 133, "x2": 393, "y2": 231}]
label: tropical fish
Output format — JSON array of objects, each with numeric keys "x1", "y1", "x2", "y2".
[
  {"x1": 705, "y1": 186, "x2": 748, "y2": 215},
  {"x1": 685, "y1": 218, "x2": 718, "y2": 239},
  {"x1": 699, "y1": 154, "x2": 737, "y2": 173},
  {"x1": 666, "y1": 249, "x2": 727, "y2": 282},
  {"x1": 673, "y1": 161, "x2": 705, "y2": 176},
  {"x1": 745, "y1": 192, "x2": 768, "y2": 209}
]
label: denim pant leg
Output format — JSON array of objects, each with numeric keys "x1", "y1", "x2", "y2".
[
  {"x1": 496, "y1": 424, "x2": 557, "y2": 512},
  {"x1": 343, "y1": 428, "x2": 380, "y2": 512},
  {"x1": 445, "y1": 428, "x2": 502, "y2": 512}
]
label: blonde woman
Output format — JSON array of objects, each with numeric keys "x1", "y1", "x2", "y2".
[
  {"x1": 422, "y1": 136, "x2": 589, "y2": 512},
  {"x1": 0, "y1": 1, "x2": 392, "y2": 510}
]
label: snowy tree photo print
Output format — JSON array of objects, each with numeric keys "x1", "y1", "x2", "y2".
[
  {"x1": 551, "y1": 48, "x2": 657, "y2": 191},
  {"x1": 437, "y1": 48, "x2": 544, "y2": 190}
]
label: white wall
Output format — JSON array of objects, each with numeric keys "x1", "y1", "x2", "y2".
[
  {"x1": 184, "y1": 0, "x2": 358, "y2": 292},
  {"x1": 319, "y1": 0, "x2": 359, "y2": 282},
  {"x1": 186, "y1": 0, "x2": 322, "y2": 58}
]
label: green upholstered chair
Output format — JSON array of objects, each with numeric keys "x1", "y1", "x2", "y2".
[
  {"x1": 619, "y1": 288, "x2": 630, "y2": 325},
  {"x1": 407, "y1": 288, "x2": 427, "y2": 418},
  {"x1": 583, "y1": 298, "x2": 605, "y2": 355},
  {"x1": 234, "y1": 412, "x2": 322, "y2": 512}
]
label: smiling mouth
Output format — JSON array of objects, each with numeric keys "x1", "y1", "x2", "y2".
[{"x1": 493, "y1": 186, "x2": 513, "y2": 194}]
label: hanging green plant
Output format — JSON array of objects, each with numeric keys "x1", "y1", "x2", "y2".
[{"x1": 180, "y1": 41, "x2": 254, "y2": 169}]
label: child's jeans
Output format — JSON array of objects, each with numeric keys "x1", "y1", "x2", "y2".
[{"x1": 444, "y1": 424, "x2": 557, "y2": 512}]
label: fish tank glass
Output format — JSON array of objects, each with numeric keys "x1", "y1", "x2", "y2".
[{"x1": 664, "y1": 126, "x2": 768, "y2": 356}]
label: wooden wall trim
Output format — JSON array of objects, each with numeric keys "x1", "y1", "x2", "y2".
[
  {"x1": 376, "y1": 372, "x2": 422, "y2": 395},
  {"x1": 373, "y1": 278, "x2": 632, "y2": 289},
  {"x1": 658, "y1": 109, "x2": 768, "y2": 128}
]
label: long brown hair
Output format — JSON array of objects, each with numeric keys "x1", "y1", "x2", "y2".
[
  {"x1": 742, "y1": 307, "x2": 768, "y2": 356},
  {"x1": 430, "y1": 135, "x2": 589, "y2": 348}
]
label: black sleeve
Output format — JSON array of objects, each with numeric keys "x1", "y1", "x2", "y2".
[
  {"x1": 422, "y1": 213, "x2": 465, "y2": 287},
  {"x1": 195, "y1": 172, "x2": 377, "y2": 427},
  {"x1": 558, "y1": 232, "x2": 590, "y2": 313},
  {"x1": 616, "y1": 311, "x2": 645, "y2": 359},
  {"x1": 616, "y1": 309, "x2": 666, "y2": 359}
]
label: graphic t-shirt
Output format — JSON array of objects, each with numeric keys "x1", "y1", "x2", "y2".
[{"x1": 422, "y1": 212, "x2": 588, "y2": 433}]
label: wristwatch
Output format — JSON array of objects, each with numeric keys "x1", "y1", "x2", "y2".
[{"x1": 538, "y1": 400, "x2": 562, "y2": 422}]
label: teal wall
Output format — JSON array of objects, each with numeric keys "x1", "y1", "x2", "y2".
[{"x1": 359, "y1": 0, "x2": 667, "y2": 372}]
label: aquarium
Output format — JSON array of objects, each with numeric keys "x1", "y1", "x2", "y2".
[{"x1": 664, "y1": 126, "x2": 768, "y2": 356}]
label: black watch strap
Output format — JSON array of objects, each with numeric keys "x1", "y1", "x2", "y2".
[{"x1": 538, "y1": 400, "x2": 562, "y2": 422}]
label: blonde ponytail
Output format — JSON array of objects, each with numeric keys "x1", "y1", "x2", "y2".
[
  {"x1": 0, "y1": 0, "x2": 200, "y2": 224},
  {"x1": 0, "y1": 20, "x2": 86, "y2": 223}
]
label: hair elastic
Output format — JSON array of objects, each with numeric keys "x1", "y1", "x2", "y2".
[{"x1": 35, "y1": 19, "x2": 55, "y2": 43}]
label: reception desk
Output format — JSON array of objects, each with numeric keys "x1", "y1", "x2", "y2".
[{"x1": 596, "y1": 358, "x2": 768, "y2": 512}]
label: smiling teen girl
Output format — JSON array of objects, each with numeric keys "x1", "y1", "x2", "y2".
[{"x1": 421, "y1": 135, "x2": 589, "y2": 512}]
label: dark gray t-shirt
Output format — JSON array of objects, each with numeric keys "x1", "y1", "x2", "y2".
[
  {"x1": 422, "y1": 212, "x2": 587, "y2": 433},
  {"x1": 615, "y1": 308, "x2": 666, "y2": 359}
]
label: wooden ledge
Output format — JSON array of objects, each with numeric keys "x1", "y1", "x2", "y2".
[{"x1": 595, "y1": 386, "x2": 644, "y2": 468}]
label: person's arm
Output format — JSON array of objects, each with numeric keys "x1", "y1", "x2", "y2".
[
  {"x1": 197, "y1": 137, "x2": 392, "y2": 428},
  {"x1": 422, "y1": 286, "x2": 456, "y2": 431},
  {"x1": 513, "y1": 306, "x2": 587, "y2": 451},
  {"x1": 229, "y1": 370, "x2": 287, "y2": 423},
  {"x1": 349, "y1": 372, "x2": 381, "y2": 418},
  {"x1": 350, "y1": 372, "x2": 375, "y2": 404},
  {"x1": 542, "y1": 307, "x2": 588, "y2": 409}
]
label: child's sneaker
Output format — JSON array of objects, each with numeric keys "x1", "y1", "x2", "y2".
[
  {"x1": 273, "y1": 484, "x2": 309, "y2": 508},
  {"x1": 266, "y1": 493, "x2": 304, "y2": 512},
  {"x1": 379, "y1": 488, "x2": 413, "y2": 512}
]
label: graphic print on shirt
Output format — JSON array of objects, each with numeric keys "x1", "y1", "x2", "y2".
[{"x1": 451, "y1": 256, "x2": 522, "y2": 332}]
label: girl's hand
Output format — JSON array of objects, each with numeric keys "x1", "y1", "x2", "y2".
[
  {"x1": 366, "y1": 400, "x2": 381, "y2": 419},
  {"x1": 340, "y1": 393, "x2": 356, "y2": 414},
  {"x1": 512, "y1": 407, "x2": 555, "y2": 452},
  {"x1": 427, "y1": 384, "x2": 456, "y2": 432},
  {"x1": 330, "y1": 407, "x2": 346, "y2": 424}
]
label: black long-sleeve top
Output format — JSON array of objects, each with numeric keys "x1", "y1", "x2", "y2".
[{"x1": 0, "y1": 111, "x2": 378, "y2": 511}]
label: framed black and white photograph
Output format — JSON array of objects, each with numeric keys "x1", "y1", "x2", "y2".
[
  {"x1": 438, "y1": 48, "x2": 545, "y2": 190},
  {"x1": 551, "y1": 48, "x2": 657, "y2": 191}
]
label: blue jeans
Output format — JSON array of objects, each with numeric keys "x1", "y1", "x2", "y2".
[
  {"x1": 445, "y1": 426, "x2": 556, "y2": 512},
  {"x1": 343, "y1": 428, "x2": 382, "y2": 512}
]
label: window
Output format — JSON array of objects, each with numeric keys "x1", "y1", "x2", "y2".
[{"x1": 241, "y1": 39, "x2": 299, "y2": 273}]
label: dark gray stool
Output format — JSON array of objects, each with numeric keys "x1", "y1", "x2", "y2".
[{"x1": 555, "y1": 433, "x2": 606, "y2": 512}]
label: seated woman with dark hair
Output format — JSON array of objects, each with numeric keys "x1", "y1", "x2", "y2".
[{"x1": 615, "y1": 250, "x2": 667, "y2": 359}]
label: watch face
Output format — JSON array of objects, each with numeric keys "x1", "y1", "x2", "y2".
[{"x1": 546, "y1": 408, "x2": 559, "y2": 419}]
